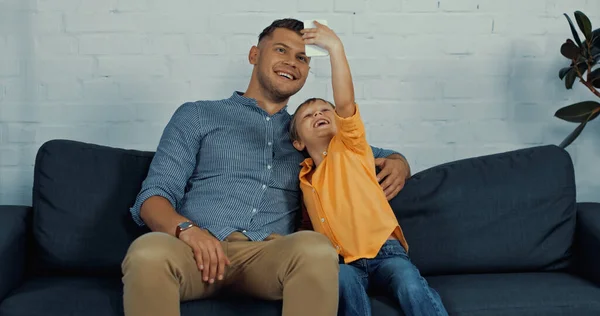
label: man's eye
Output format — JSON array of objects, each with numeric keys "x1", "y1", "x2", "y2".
[
  {"x1": 277, "y1": 48, "x2": 285, "y2": 53},
  {"x1": 298, "y1": 56, "x2": 306, "y2": 62}
]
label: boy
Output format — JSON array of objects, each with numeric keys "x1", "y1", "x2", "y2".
[{"x1": 290, "y1": 21, "x2": 449, "y2": 316}]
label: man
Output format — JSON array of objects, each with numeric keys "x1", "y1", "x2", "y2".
[{"x1": 121, "y1": 18, "x2": 411, "y2": 316}]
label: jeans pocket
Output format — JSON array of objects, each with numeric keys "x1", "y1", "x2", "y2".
[{"x1": 378, "y1": 240, "x2": 409, "y2": 259}]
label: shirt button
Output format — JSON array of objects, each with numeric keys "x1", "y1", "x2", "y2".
[
  {"x1": 267, "y1": 142, "x2": 272, "y2": 146},
  {"x1": 262, "y1": 184, "x2": 267, "y2": 189},
  {"x1": 320, "y1": 218, "x2": 325, "y2": 222},
  {"x1": 267, "y1": 165, "x2": 272, "y2": 169},
  {"x1": 312, "y1": 188, "x2": 315, "y2": 192},
  {"x1": 323, "y1": 151, "x2": 327, "y2": 156},
  {"x1": 266, "y1": 117, "x2": 271, "y2": 121},
  {"x1": 336, "y1": 245, "x2": 340, "y2": 250},
  {"x1": 252, "y1": 208, "x2": 257, "y2": 213},
  {"x1": 242, "y1": 230, "x2": 247, "y2": 233}
]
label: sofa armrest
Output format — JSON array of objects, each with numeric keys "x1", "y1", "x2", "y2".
[
  {"x1": 0, "y1": 205, "x2": 32, "y2": 301},
  {"x1": 573, "y1": 202, "x2": 600, "y2": 285}
]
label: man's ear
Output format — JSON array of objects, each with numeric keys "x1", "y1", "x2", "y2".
[
  {"x1": 293, "y1": 140, "x2": 305, "y2": 151},
  {"x1": 249, "y1": 46, "x2": 259, "y2": 65}
]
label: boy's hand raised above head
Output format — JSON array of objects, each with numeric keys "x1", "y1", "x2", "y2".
[{"x1": 301, "y1": 21, "x2": 343, "y2": 53}]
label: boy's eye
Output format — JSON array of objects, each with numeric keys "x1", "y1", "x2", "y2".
[{"x1": 322, "y1": 108, "x2": 330, "y2": 112}]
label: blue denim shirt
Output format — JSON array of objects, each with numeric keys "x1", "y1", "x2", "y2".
[{"x1": 130, "y1": 92, "x2": 399, "y2": 241}]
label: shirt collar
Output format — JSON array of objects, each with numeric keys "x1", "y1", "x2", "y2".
[{"x1": 229, "y1": 91, "x2": 289, "y2": 114}]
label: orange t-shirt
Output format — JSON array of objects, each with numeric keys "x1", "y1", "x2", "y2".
[{"x1": 298, "y1": 104, "x2": 409, "y2": 263}]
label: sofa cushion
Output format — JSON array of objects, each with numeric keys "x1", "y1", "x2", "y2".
[
  {"x1": 31, "y1": 140, "x2": 152, "y2": 276},
  {"x1": 0, "y1": 277, "x2": 404, "y2": 316},
  {"x1": 391, "y1": 145, "x2": 576, "y2": 276},
  {"x1": 426, "y1": 272, "x2": 600, "y2": 315},
  {"x1": 0, "y1": 277, "x2": 281, "y2": 316}
]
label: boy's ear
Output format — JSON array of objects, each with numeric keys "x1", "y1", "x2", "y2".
[
  {"x1": 293, "y1": 140, "x2": 305, "y2": 151},
  {"x1": 249, "y1": 46, "x2": 259, "y2": 65}
]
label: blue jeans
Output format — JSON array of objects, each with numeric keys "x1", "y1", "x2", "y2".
[{"x1": 338, "y1": 240, "x2": 448, "y2": 316}]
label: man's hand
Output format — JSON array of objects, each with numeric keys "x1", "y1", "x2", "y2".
[
  {"x1": 178, "y1": 227, "x2": 230, "y2": 284},
  {"x1": 375, "y1": 156, "x2": 410, "y2": 200}
]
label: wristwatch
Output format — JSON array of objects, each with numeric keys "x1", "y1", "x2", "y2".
[{"x1": 175, "y1": 221, "x2": 196, "y2": 238}]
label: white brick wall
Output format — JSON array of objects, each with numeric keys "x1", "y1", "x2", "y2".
[{"x1": 1, "y1": 0, "x2": 599, "y2": 205}]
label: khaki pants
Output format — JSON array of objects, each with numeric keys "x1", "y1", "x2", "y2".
[{"x1": 121, "y1": 230, "x2": 340, "y2": 316}]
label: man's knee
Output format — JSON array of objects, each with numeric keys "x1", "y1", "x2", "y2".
[
  {"x1": 122, "y1": 232, "x2": 176, "y2": 273},
  {"x1": 287, "y1": 231, "x2": 338, "y2": 261}
]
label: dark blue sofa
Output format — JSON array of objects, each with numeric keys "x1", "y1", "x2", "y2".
[{"x1": 1, "y1": 139, "x2": 599, "y2": 316}]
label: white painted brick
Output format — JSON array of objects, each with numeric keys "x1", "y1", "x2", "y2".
[
  {"x1": 79, "y1": 35, "x2": 145, "y2": 55},
  {"x1": 442, "y1": 78, "x2": 509, "y2": 101},
  {"x1": 171, "y1": 56, "x2": 250, "y2": 79},
  {"x1": 107, "y1": 122, "x2": 164, "y2": 145},
  {"x1": 188, "y1": 35, "x2": 228, "y2": 55},
  {"x1": 230, "y1": 0, "x2": 299, "y2": 12},
  {"x1": 188, "y1": 79, "x2": 253, "y2": 102},
  {"x1": 210, "y1": 14, "x2": 282, "y2": 35},
  {"x1": 120, "y1": 79, "x2": 191, "y2": 102},
  {"x1": 4, "y1": 80, "x2": 46, "y2": 102},
  {"x1": 35, "y1": 36, "x2": 78, "y2": 55},
  {"x1": 82, "y1": 78, "x2": 120, "y2": 101},
  {"x1": 366, "y1": 79, "x2": 441, "y2": 100},
  {"x1": 43, "y1": 80, "x2": 83, "y2": 100},
  {"x1": 36, "y1": 0, "x2": 80, "y2": 11},
  {"x1": 334, "y1": 0, "x2": 365, "y2": 13},
  {"x1": 66, "y1": 13, "x2": 141, "y2": 33},
  {"x1": 35, "y1": 125, "x2": 109, "y2": 145},
  {"x1": 364, "y1": 14, "x2": 493, "y2": 35},
  {"x1": 6, "y1": 124, "x2": 37, "y2": 143},
  {"x1": 115, "y1": 0, "x2": 149, "y2": 12},
  {"x1": 78, "y1": 0, "x2": 118, "y2": 12},
  {"x1": 297, "y1": 0, "x2": 333, "y2": 12},
  {"x1": 0, "y1": 59, "x2": 20, "y2": 77},
  {"x1": 146, "y1": 35, "x2": 188, "y2": 55},
  {"x1": 0, "y1": 12, "x2": 63, "y2": 35},
  {"x1": 402, "y1": 0, "x2": 440, "y2": 13},
  {"x1": 0, "y1": 148, "x2": 20, "y2": 166},
  {"x1": 34, "y1": 57, "x2": 95, "y2": 80},
  {"x1": 227, "y1": 35, "x2": 257, "y2": 55},
  {"x1": 440, "y1": 0, "x2": 482, "y2": 12},
  {"x1": 96, "y1": 56, "x2": 169, "y2": 77},
  {"x1": 368, "y1": 0, "x2": 402, "y2": 12}
]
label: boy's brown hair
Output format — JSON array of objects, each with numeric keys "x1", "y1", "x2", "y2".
[{"x1": 289, "y1": 98, "x2": 335, "y2": 143}]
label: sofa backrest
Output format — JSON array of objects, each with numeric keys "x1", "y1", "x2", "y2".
[
  {"x1": 390, "y1": 144, "x2": 577, "y2": 276},
  {"x1": 31, "y1": 140, "x2": 152, "y2": 277}
]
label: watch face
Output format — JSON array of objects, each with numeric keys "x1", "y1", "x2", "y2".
[{"x1": 179, "y1": 222, "x2": 193, "y2": 230}]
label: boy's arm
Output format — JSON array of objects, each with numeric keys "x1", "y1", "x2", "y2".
[{"x1": 301, "y1": 22, "x2": 355, "y2": 118}]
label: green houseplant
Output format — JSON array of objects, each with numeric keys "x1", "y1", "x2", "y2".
[{"x1": 556, "y1": 11, "x2": 600, "y2": 148}]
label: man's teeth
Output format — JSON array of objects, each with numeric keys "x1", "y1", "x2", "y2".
[{"x1": 277, "y1": 72, "x2": 293, "y2": 80}]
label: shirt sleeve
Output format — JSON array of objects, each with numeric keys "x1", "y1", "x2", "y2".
[
  {"x1": 370, "y1": 146, "x2": 405, "y2": 159},
  {"x1": 334, "y1": 103, "x2": 369, "y2": 154},
  {"x1": 129, "y1": 102, "x2": 203, "y2": 226}
]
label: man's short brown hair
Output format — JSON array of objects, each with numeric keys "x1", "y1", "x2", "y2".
[
  {"x1": 258, "y1": 18, "x2": 305, "y2": 45},
  {"x1": 289, "y1": 98, "x2": 335, "y2": 143}
]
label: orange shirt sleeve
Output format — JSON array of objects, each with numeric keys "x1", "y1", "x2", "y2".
[{"x1": 334, "y1": 103, "x2": 369, "y2": 154}]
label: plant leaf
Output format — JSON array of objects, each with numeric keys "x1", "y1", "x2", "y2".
[
  {"x1": 564, "y1": 13, "x2": 583, "y2": 47},
  {"x1": 554, "y1": 101, "x2": 600, "y2": 123},
  {"x1": 559, "y1": 67, "x2": 572, "y2": 79},
  {"x1": 592, "y1": 29, "x2": 600, "y2": 49},
  {"x1": 575, "y1": 11, "x2": 593, "y2": 41},
  {"x1": 565, "y1": 68, "x2": 577, "y2": 89},
  {"x1": 561, "y1": 40, "x2": 580, "y2": 59},
  {"x1": 590, "y1": 68, "x2": 600, "y2": 88},
  {"x1": 559, "y1": 120, "x2": 588, "y2": 148}
]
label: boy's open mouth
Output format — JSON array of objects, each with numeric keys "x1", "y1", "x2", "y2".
[{"x1": 313, "y1": 119, "x2": 330, "y2": 128}]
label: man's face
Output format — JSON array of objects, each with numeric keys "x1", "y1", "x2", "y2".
[{"x1": 252, "y1": 28, "x2": 310, "y2": 103}]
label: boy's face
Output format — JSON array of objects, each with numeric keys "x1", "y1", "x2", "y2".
[
  {"x1": 250, "y1": 28, "x2": 311, "y2": 102},
  {"x1": 292, "y1": 100, "x2": 337, "y2": 151}
]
